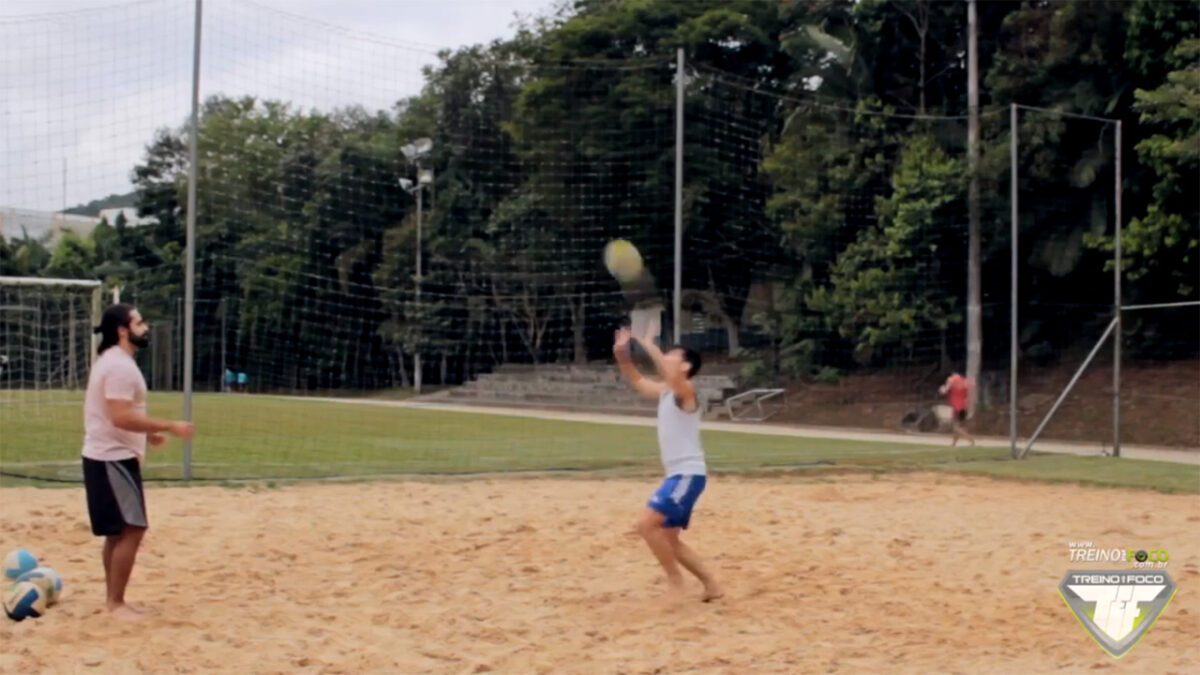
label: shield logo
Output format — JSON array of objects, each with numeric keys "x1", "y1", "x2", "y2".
[{"x1": 1058, "y1": 570, "x2": 1177, "y2": 658}]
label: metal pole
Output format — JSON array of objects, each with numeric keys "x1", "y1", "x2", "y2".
[
  {"x1": 673, "y1": 47, "x2": 684, "y2": 345},
  {"x1": 1122, "y1": 300, "x2": 1200, "y2": 311},
  {"x1": 34, "y1": 306, "x2": 41, "y2": 395},
  {"x1": 220, "y1": 297, "x2": 227, "y2": 393},
  {"x1": 69, "y1": 298, "x2": 77, "y2": 388},
  {"x1": 90, "y1": 285, "x2": 101, "y2": 367},
  {"x1": 1113, "y1": 120, "x2": 1122, "y2": 458},
  {"x1": 174, "y1": 297, "x2": 181, "y2": 390},
  {"x1": 182, "y1": 0, "x2": 202, "y2": 481},
  {"x1": 1020, "y1": 317, "x2": 1118, "y2": 459},
  {"x1": 1010, "y1": 103, "x2": 1019, "y2": 459},
  {"x1": 965, "y1": 0, "x2": 981, "y2": 416},
  {"x1": 414, "y1": 187, "x2": 422, "y2": 395}
]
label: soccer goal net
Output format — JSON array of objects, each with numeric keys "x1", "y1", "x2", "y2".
[
  {"x1": 0, "y1": 277, "x2": 102, "y2": 477},
  {"x1": 0, "y1": 277, "x2": 102, "y2": 392}
]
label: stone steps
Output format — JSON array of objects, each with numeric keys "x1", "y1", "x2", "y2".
[{"x1": 420, "y1": 361, "x2": 743, "y2": 416}]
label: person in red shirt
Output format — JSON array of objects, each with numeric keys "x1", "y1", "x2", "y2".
[{"x1": 939, "y1": 373, "x2": 975, "y2": 447}]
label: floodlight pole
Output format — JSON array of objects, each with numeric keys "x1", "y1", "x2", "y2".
[
  {"x1": 414, "y1": 185, "x2": 422, "y2": 395},
  {"x1": 673, "y1": 48, "x2": 684, "y2": 344},
  {"x1": 401, "y1": 139, "x2": 433, "y2": 395},
  {"x1": 182, "y1": 0, "x2": 202, "y2": 481},
  {"x1": 1009, "y1": 103, "x2": 1019, "y2": 459}
]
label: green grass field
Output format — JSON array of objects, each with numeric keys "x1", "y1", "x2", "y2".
[{"x1": 1, "y1": 391, "x2": 1196, "y2": 492}]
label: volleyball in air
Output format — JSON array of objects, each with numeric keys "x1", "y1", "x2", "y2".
[{"x1": 603, "y1": 239, "x2": 643, "y2": 283}]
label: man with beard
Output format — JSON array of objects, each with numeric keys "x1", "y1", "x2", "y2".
[{"x1": 81, "y1": 303, "x2": 193, "y2": 620}]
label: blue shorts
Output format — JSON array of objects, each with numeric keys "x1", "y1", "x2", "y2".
[{"x1": 647, "y1": 474, "x2": 707, "y2": 529}]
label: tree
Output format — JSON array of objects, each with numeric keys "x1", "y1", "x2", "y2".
[
  {"x1": 480, "y1": 192, "x2": 566, "y2": 364},
  {"x1": 1087, "y1": 37, "x2": 1199, "y2": 358},
  {"x1": 511, "y1": 0, "x2": 799, "y2": 359},
  {"x1": 421, "y1": 41, "x2": 527, "y2": 372},
  {"x1": 984, "y1": 1, "x2": 1132, "y2": 360},
  {"x1": 0, "y1": 234, "x2": 17, "y2": 276},
  {"x1": 44, "y1": 231, "x2": 96, "y2": 279},
  {"x1": 987, "y1": 0, "x2": 1196, "y2": 358},
  {"x1": 808, "y1": 135, "x2": 966, "y2": 367},
  {"x1": 376, "y1": 40, "x2": 529, "y2": 380},
  {"x1": 759, "y1": 94, "x2": 913, "y2": 376},
  {"x1": 128, "y1": 95, "x2": 401, "y2": 389},
  {"x1": 0, "y1": 234, "x2": 50, "y2": 277},
  {"x1": 1120, "y1": 37, "x2": 1199, "y2": 303}
]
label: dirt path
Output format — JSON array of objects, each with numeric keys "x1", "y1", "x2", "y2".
[{"x1": 307, "y1": 397, "x2": 1200, "y2": 465}]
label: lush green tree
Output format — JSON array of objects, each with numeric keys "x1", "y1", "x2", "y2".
[
  {"x1": 1087, "y1": 36, "x2": 1199, "y2": 358},
  {"x1": 43, "y1": 231, "x2": 96, "y2": 279},
  {"x1": 0, "y1": 234, "x2": 20, "y2": 276},
  {"x1": 809, "y1": 135, "x2": 966, "y2": 367},
  {"x1": 512, "y1": 0, "x2": 799, "y2": 357},
  {"x1": 1119, "y1": 37, "x2": 1199, "y2": 302},
  {"x1": 42, "y1": 0, "x2": 1190, "y2": 395}
]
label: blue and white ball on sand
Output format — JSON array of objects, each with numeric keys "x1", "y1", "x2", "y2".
[{"x1": 3, "y1": 548, "x2": 38, "y2": 580}]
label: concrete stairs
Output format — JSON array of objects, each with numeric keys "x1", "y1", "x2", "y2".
[{"x1": 416, "y1": 363, "x2": 741, "y2": 417}]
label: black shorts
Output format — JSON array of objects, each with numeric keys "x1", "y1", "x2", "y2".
[
  {"x1": 955, "y1": 409, "x2": 968, "y2": 423},
  {"x1": 82, "y1": 457, "x2": 147, "y2": 536}
]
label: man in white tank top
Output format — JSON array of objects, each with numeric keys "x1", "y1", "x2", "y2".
[{"x1": 614, "y1": 326, "x2": 722, "y2": 602}]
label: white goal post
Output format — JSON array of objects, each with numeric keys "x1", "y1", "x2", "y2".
[{"x1": 0, "y1": 276, "x2": 103, "y2": 391}]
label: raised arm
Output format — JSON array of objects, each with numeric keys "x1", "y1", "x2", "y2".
[
  {"x1": 613, "y1": 328, "x2": 666, "y2": 399},
  {"x1": 634, "y1": 333, "x2": 668, "y2": 377}
]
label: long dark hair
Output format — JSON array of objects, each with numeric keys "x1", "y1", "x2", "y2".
[{"x1": 95, "y1": 303, "x2": 136, "y2": 354}]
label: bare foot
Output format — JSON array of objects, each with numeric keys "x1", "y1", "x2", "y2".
[
  {"x1": 126, "y1": 603, "x2": 156, "y2": 614},
  {"x1": 701, "y1": 586, "x2": 724, "y2": 602},
  {"x1": 107, "y1": 604, "x2": 145, "y2": 622}
]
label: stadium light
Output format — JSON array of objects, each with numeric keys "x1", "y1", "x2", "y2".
[
  {"x1": 401, "y1": 137, "x2": 432, "y2": 161},
  {"x1": 400, "y1": 139, "x2": 434, "y2": 395}
]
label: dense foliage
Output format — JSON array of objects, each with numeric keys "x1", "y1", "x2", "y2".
[{"x1": 3, "y1": 0, "x2": 1195, "y2": 391}]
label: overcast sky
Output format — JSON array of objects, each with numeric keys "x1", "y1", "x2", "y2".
[{"x1": 1, "y1": 0, "x2": 557, "y2": 213}]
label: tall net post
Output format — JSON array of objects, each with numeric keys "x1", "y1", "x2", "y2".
[
  {"x1": 1113, "y1": 119, "x2": 1122, "y2": 457},
  {"x1": 672, "y1": 47, "x2": 685, "y2": 346},
  {"x1": 1009, "y1": 103, "x2": 1019, "y2": 457},
  {"x1": 182, "y1": 0, "x2": 204, "y2": 481},
  {"x1": 1014, "y1": 105, "x2": 1198, "y2": 457},
  {"x1": 1013, "y1": 106, "x2": 1119, "y2": 457}
]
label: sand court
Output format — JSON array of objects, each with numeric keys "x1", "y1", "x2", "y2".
[{"x1": 1, "y1": 473, "x2": 1197, "y2": 674}]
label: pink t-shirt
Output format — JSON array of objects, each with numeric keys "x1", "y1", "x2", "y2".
[
  {"x1": 945, "y1": 374, "x2": 971, "y2": 412},
  {"x1": 81, "y1": 348, "x2": 148, "y2": 461}
]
